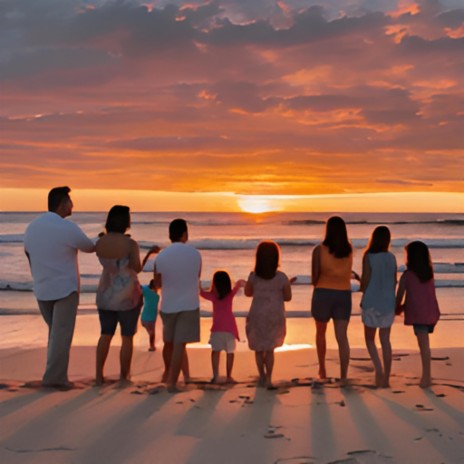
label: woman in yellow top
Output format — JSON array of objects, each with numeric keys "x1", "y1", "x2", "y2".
[{"x1": 311, "y1": 216, "x2": 353, "y2": 385}]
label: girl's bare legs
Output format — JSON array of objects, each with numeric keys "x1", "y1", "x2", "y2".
[
  {"x1": 120, "y1": 335, "x2": 134, "y2": 381},
  {"x1": 149, "y1": 331, "x2": 155, "y2": 351},
  {"x1": 364, "y1": 325, "x2": 383, "y2": 387},
  {"x1": 211, "y1": 351, "x2": 220, "y2": 383},
  {"x1": 264, "y1": 350, "x2": 275, "y2": 388},
  {"x1": 254, "y1": 351, "x2": 266, "y2": 386},
  {"x1": 182, "y1": 350, "x2": 191, "y2": 383},
  {"x1": 96, "y1": 334, "x2": 112, "y2": 385},
  {"x1": 226, "y1": 352, "x2": 235, "y2": 382},
  {"x1": 416, "y1": 332, "x2": 432, "y2": 388},
  {"x1": 315, "y1": 320, "x2": 328, "y2": 379},
  {"x1": 379, "y1": 327, "x2": 392, "y2": 388},
  {"x1": 334, "y1": 319, "x2": 350, "y2": 384}
]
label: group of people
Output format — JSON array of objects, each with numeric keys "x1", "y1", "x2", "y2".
[{"x1": 24, "y1": 186, "x2": 440, "y2": 392}]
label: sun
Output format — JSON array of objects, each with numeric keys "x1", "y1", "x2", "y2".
[{"x1": 237, "y1": 195, "x2": 279, "y2": 214}]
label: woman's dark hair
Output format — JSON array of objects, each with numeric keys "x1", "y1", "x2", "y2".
[
  {"x1": 255, "y1": 241, "x2": 279, "y2": 280},
  {"x1": 405, "y1": 241, "x2": 433, "y2": 282},
  {"x1": 48, "y1": 186, "x2": 71, "y2": 212},
  {"x1": 212, "y1": 270, "x2": 232, "y2": 300},
  {"x1": 105, "y1": 205, "x2": 130, "y2": 233},
  {"x1": 365, "y1": 226, "x2": 391, "y2": 255},
  {"x1": 169, "y1": 218, "x2": 188, "y2": 242},
  {"x1": 323, "y1": 216, "x2": 352, "y2": 258}
]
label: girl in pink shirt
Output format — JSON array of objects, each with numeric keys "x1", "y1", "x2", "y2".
[
  {"x1": 200, "y1": 271, "x2": 245, "y2": 383},
  {"x1": 396, "y1": 241, "x2": 440, "y2": 388}
]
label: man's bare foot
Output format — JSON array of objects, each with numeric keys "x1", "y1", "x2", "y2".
[
  {"x1": 43, "y1": 381, "x2": 75, "y2": 391},
  {"x1": 211, "y1": 376, "x2": 219, "y2": 384},
  {"x1": 318, "y1": 368, "x2": 327, "y2": 380},
  {"x1": 226, "y1": 377, "x2": 237, "y2": 384},
  {"x1": 167, "y1": 385, "x2": 184, "y2": 393},
  {"x1": 95, "y1": 376, "x2": 104, "y2": 387}
]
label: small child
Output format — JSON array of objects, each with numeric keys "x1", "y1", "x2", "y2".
[
  {"x1": 141, "y1": 279, "x2": 160, "y2": 351},
  {"x1": 200, "y1": 271, "x2": 245, "y2": 384},
  {"x1": 245, "y1": 241, "x2": 292, "y2": 389},
  {"x1": 395, "y1": 241, "x2": 440, "y2": 388},
  {"x1": 360, "y1": 226, "x2": 397, "y2": 388}
]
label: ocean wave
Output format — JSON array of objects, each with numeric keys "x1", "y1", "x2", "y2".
[
  {"x1": 188, "y1": 237, "x2": 464, "y2": 250},
  {"x1": 285, "y1": 219, "x2": 464, "y2": 226},
  {"x1": 0, "y1": 234, "x2": 24, "y2": 243},
  {"x1": 3, "y1": 273, "x2": 463, "y2": 293}
]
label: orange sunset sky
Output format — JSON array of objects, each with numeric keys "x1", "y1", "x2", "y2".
[{"x1": 1, "y1": 0, "x2": 463, "y2": 213}]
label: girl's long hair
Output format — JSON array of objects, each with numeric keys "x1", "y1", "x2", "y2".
[
  {"x1": 323, "y1": 216, "x2": 352, "y2": 258},
  {"x1": 405, "y1": 241, "x2": 434, "y2": 282},
  {"x1": 212, "y1": 270, "x2": 232, "y2": 300},
  {"x1": 255, "y1": 241, "x2": 279, "y2": 280},
  {"x1": 365, "y1": 226, "x2": 391, "y2": 255}
]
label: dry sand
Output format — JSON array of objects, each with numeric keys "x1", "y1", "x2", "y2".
[{"x1": 0, "y1": 314, "x2": 463, "y2": 464}]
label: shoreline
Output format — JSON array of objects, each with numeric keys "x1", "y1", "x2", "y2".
[{"x1": 1, "y1": 312, "x2": 463, "y2": 355}]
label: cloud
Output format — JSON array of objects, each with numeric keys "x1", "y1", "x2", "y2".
[{"x1": 0, "y1": 0, "x2": 463, "y2": 196}]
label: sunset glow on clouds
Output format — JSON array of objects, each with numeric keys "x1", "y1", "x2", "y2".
[{"x1": 1, "y1": 0, "x2": 463, "y2": 211}]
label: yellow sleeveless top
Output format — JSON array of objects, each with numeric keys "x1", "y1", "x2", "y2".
[{"x1": 315, "y1": 244, "x2": 352, "y2": 290}]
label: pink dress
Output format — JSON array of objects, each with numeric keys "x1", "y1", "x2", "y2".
[
  {"x1": 200, "y1": 283, "x2": 240, "y2": 340},
  {"x1": 402, "y1": 270, "x2": 440, "y2": 326},
  {"x1": 246, "y1": 271, "x2": 289, "y2": 351}
]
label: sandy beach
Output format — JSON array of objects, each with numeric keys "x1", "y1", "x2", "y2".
[{"x1": 1, "y1": 314, "x2": 463, "y2": 464}]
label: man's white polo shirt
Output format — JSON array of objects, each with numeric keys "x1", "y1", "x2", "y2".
[
  {"x1": 24, "y1": 212, "x2": 95, "y2": 301},
  {"x1": 155, "y1": 242, "x2": 201, "y2": 314}
]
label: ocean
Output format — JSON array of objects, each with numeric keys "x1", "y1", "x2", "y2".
[{"x1": 0, "y1": 211, "x2": 463, "y2": 320}]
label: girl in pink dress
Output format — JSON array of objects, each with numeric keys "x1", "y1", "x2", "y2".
[
  {"x1": 245, "y1": 241, "x2": 292, "y2": 389},
  {"x1": 396, "y1": 241, "x2": 440, "y2": 388},
  {"x1": 200, "y1": 271, "x2": 245, "y2": 383}
]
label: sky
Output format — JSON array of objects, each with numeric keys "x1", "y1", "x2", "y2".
[{"x1": 1, "y1": 0, "x2": 463, "y2": 212}]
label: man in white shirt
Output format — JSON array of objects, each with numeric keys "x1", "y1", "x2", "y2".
[
  {"x1": 154, "y1": 218, "x2": 201, "y2": 392},
  {"x1": 24, "y1": 186, "x2": 95, "y2": 389}
]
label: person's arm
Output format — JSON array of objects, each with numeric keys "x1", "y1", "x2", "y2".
[
  {"x1": 70, "y1": 223, "x2": 96, "y2": 253},
  {"x1": 311, "y1": 245, "x2": 321, "y2": 286},
  {"x1": 129, "y1": 240, "x2": 142, "y2": 273},
  {"x1": 360, "y1": 254, "x2": 371, "y2": 292},
  {"x1": 282, "y1": 275, "x2": 292, "y2": 302},
  {"x1": 200, "y1": 288, "x2": 214, "y2": 300},
  {"x1": 141, "y1": 245, "x2": 161, "y2": 269},
  {"x1": 395, "y1": 273, "x2": 406, "y2": 314},
  {"x1": 244, "y1": 273, "x2": 254, "y2": 297},
  {"x1": 25, "y1": 250, "x2": 31, "y2": 268},
  {"x1": 231, "y1": 279, "x2": 246, "y2": 296},
  {"x1": 153, "y1": 262, "x2": 162, "y2": 288}
]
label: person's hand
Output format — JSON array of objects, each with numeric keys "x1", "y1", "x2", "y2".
[
  {"x1": 290, "y1": 276, "x2": 297, "y2": 284},
  {"x1": 149, "y1": 245, "x2": 161, "y2": 254},
  {"x1": 237, "y1": 279, "x2": 247, "y2": 287}
]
